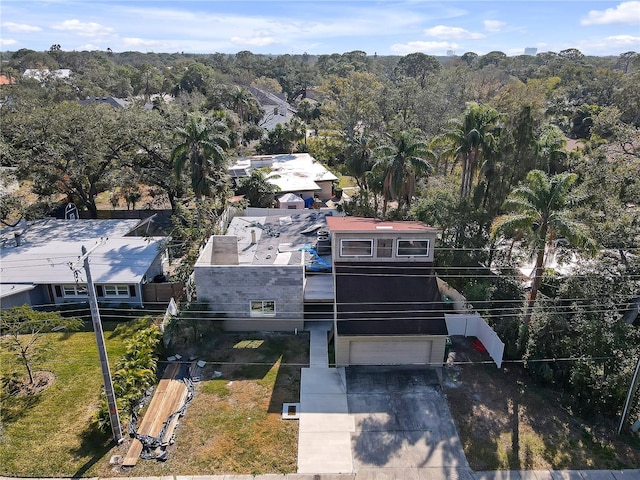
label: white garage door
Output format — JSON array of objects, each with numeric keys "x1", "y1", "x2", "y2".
[{"x1": 349, "y1": 340, "x2": 432, "y2": 365}]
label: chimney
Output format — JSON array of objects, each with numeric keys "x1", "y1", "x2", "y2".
[
  {"x1": 14, "y1": 232, "x2": 22, "y2": 246},
  {"x1": 251, "y1": 230, "x2": 256, "y2": 244}
]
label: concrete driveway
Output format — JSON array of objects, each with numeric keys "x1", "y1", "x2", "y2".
[{"x1": 347, "y1": 366, "x2": 471, "y2": 479}]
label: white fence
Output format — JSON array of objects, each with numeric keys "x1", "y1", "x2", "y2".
[{"x1": 445, "y1": 312, "x2": 505, "y2": 368}]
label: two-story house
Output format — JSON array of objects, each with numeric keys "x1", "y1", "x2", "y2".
[{"x1": 326, "y1": 216, "x2": 448, "y2": 366}]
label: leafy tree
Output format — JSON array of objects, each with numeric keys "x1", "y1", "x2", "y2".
[
  {"x1": 172, "y1": 114, "x2": 230, "y2": 202},
  {"x1": 236, "y1": 169, "x2": 281, "y2": 207},
  {"x1": 0, "y1": 305, "x2": 81, "y2": 386},
  {"x1": 438, "y1": 102, "x2": 502, "y2": 198},
  {"x1": 491, "y1": 170, "x2": 596, "y2": 331},
  {"x1": 373, "y1": 130, "x2": 433, "y2": 216},
  {"x1": 395, "y1": 52, "x2": 441, "y2": 89},
  {"x1": 345, "y1": 132, "x2": 377, "y2": 190}
]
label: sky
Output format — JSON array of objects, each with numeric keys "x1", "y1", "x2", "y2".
[{"x1": 1, "y1": 1, "x2": 639, "y2": 57}]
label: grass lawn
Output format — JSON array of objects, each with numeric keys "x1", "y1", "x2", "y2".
[
  {"x1": 1, "y1": 328, "x2": 308, "y2": 477},
  {"x1": 0, "y1": 321, "x2": 133, "y2": 477},
  {"x1": 444, "y1": 337, "x2": 640, "y2": 470}
]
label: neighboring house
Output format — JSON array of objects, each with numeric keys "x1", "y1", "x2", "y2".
[
  {"x1": 326, "y1": 216, "x2": 448, "y2": 366},
  {"x1": 0, "y1": 219, "x2": 168, "y2": 309},
  {"x1": 247, "y1": 86, "x2": 296, "y2": 131},
  {"x1": 194, "y1": 211, "x2": 336, "y2": 331},
  {"x1": 229, "y1": 153, "x2": 338, "y2": 202}
]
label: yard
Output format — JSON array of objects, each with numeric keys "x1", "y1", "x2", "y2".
[
  {"x1": 444, "y1": 336, "x2": 640, "y2": 471},
  {"x1": 0, "y1": 325, "x2": 308, "y2": 477}
]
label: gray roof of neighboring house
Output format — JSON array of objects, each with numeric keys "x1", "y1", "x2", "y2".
[
  {"x1": 0, "y1": 219, "x2": 165, "y2": 285},
  {"x1": 247, "y1": 86, "x2": 297, "y2": 131},
  {"x1": 79, "y1": 96, "x2": 129, "y2": 108}
]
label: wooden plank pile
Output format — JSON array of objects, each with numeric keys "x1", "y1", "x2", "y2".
[{"x1": 122, "y1": 362, "x2": 190, "y2": 467}]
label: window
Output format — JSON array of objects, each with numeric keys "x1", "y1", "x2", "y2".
[
  {"x1": 396, "y1": 239, "x2": 430, "y2": 257},
  {"x1": 377, "y1": 239, "x2": 393, "y2": 258},
  {"x1": 103, "y1": 285, "x2": 130, "y2": 297},
  {"x1": 340, "y1": 239, "x2": 373, "y2": 257},
  {"x1": 250, "y1": 300, "x2": 276, "y2": 316},
  {"x1": 62, "y1": 284, "x2": 88, "y2": 297}
]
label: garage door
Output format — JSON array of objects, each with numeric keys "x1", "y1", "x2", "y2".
[{"x1": 349, "y1": 340, "x2": 432, "y2": 365}]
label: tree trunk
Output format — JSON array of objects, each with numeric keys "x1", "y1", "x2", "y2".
[
  {"x1": 523, "y1": 243, "x2": 546, "y2": 328},
  {"x1": 21, "y1": 349, "x2": 34, "y2": 385}
]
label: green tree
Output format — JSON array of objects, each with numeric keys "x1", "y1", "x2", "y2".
[
  {"x1": 395, "y1": 52, "x2": 441, "y2": 89},
  {"x1": 0, "y1": 305, "x2": 81, "y2": 386},
  {"x1": 439, "y1": 102, "x2": 502, "y2": 198},
  {"x1": 236, "y1": 169, "x2": 281, "y2": 207},
  {"x1": 373, "y1": 130, "x2": 433, "y2": 216},
  {"x1": 491, "y1": 170, "x2": 596, "y2": 330},
  {"x1": 172, "y1": 114, "x2": 230, "y2": 202}
]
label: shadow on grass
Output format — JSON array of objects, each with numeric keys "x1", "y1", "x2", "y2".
[
  {"x1": 70, "y1": 422, "x2": 116, "y2": 477},
  {"x1": 0, "y1": 380, "x2": 44, "y2": 426}
]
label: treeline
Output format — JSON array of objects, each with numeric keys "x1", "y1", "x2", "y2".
[{"x1": 1, "y1": 47, "x2": 639, "y2": 423}]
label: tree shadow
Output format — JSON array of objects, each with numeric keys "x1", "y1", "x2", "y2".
[
  {"x1": 0, "y1": 379, "x2": 44, "y2": 426},
  {"x1": 69, "y1": 422, "x2": 116, "y2": 477}
]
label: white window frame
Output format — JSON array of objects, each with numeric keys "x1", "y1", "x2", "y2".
[
  {"x1": 62, "y1": 284, "x2": 88, "y2": 297},
  {"x1": 250, "y1": 300, "x2": 276, "y2": 317},
  {"x1": 396, "y1": 239, "x2": 430, "y2": 257},
  {"x1": 340, "y1": 239, "x2": 373, "y2": 257},
  {"x1": 103, "y1": 285, "x2": 130, "y2": 297}
]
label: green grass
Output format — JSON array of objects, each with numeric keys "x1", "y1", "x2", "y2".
[{"x1": 0, "y1": 322, "x2": 131, "y2": 477}]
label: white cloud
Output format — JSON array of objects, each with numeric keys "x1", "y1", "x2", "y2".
[
  {"x1": 0, "y1": 38, "x2": 18, "y2": 47},
  {"x1": 424, "y1": 25, "x2": 484, "y2": 40},
  {"x1": 483, "y1": 20, "x2": 506, "y2": 32},
  {"x1": 576, "y1": 34, "x2": 640, "y2": 53},
  {"x1": 231, "y1": 35, "x2": 278, "y2": 47},
  {"x1": 2, "y1": 22, "x2": 42, "y2": 33},
  {"x1": 390, "y1": 41, "x2": 458, "y2": 55},
  {"x1": 52, "y1": 19, "x2": 113, "y2": 37},
  {"x1": 581, "y1": 1, "x2": 640, "y2": 25}
]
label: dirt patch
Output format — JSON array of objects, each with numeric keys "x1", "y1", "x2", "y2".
[
  {"x1": 6, "y1": 371, "x2": 56, "y2": 396},
  {"x1": 444, "y1": 336, "x2": 640, "y2": 470}
]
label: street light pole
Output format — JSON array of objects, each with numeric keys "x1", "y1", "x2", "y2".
[{"x1": 80, "y1": 243, "x2": 123, "y2": 444}]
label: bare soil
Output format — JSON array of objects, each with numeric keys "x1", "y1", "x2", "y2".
[
  {"x1": 443, "y1": 336, "x2": 640, "y2": 470},
  {"x1": 6, "y1": 371, "x2": 56, "y2": 396}
]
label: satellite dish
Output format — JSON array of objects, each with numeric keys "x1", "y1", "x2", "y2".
[{"x1": 65, "y1": 203, "x2": 78, "y2": 220}]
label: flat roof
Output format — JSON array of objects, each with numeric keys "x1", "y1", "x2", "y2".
[
  {"x1": 326, "y1": 216, "x2": 438, "y2": 233},
  {"x1": 229, "y1": 153, "x2": 338, "y2": 194},
  {"x1": 204, "y1": 211, "x2": 334, "y2": 267}
]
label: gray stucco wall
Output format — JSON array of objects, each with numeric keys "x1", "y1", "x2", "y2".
[{"x1": 194, "y1": 264, "x2": 304, "y2": 331}]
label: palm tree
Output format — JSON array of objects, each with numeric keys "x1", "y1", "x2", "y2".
[
  {"x1": 440, "y1": 102, "x2": 501, "y2": 198},
  {"x1": 172, "y1": 115, "x2": 229, "y2": 201},
  {"x1": 373, "y1": 130, "x2": 433, "y2": 217},
  {"x1": 491, "y1": 170, "x2": 596, "y2": 329},
  {"x1": 345, "y1": 132, "x2": 377, "y2": 190}
]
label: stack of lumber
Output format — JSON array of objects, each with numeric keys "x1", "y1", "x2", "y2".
[{"x1": 122, "y1": 362, "x2": 190, "y2": 467}]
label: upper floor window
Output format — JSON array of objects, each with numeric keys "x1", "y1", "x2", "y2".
[
  {"x1": 376, "y1": 239, "x2": 393, "y2": 258},
  {"x1": 340, "y1": 239, "x2": 373, "y2": 257},
  {"x1": 396, "y1": 239, "x2": 430, "y2": 257}
]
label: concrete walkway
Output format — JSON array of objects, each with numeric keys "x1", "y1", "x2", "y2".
[{"x1": 297, "y1": 322, "x2": 355, "y2": 474}]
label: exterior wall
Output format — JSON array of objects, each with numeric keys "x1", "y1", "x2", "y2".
[
  {"x1": 194, "y1": 264, "x2": 304, "y2": 332},
  {"x1": 335, "y1": 334, "x2": 447, "y2": 367},
  {"x1": 1, "y1": 290, "x2": 33, "y2": 309},
  {"x1": 332, "y1": 231, "x2": 437, "y2": 263},
  {"x1": 317, "y1": 180, "x2": 334, "y2": 201}
]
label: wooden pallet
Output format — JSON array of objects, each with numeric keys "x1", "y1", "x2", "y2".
[{"x1": 122, "y1": 363, "x2": 188, "y2": 467}]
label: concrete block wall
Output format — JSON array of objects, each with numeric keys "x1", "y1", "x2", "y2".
[{"x1": 194, "y1": 264, "x2": 304, "y2": 325}]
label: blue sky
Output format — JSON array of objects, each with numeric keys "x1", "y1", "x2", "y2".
[{"x1": 1, "y1": 1, "x2": 638, "y2": 56}]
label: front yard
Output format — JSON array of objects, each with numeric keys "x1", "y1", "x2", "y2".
[{"x1": 0, "y1": 326, "x2": 308, "y2": 477}]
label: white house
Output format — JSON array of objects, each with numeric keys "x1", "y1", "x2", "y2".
[{"x1": 0, "y1": 219, "x2": 168, "y2": 309}]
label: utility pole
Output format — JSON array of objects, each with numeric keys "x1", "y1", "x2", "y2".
[
  {"x1": 75, "y1": 242, "x2": 123, "y2": 444},
  {"x1": 618, "y1": 355, "x2": 640, "y2": 435}
]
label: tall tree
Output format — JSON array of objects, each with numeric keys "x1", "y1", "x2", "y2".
[
  {"x1": 439, "y1": 102, "x2": 502, "y2": 198},
  {"x1": 394, "y1": 52, "x2": 442, "y2": 89},
  {"x1": 172, "y1": 114, "x2": 229, "y2": 202},
  {"x1": 491, "y1": 170, "x2": 596, "y2": 329},
  {"x1": 373, "y1": 130, "x2": 433, "y2": 216}
]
